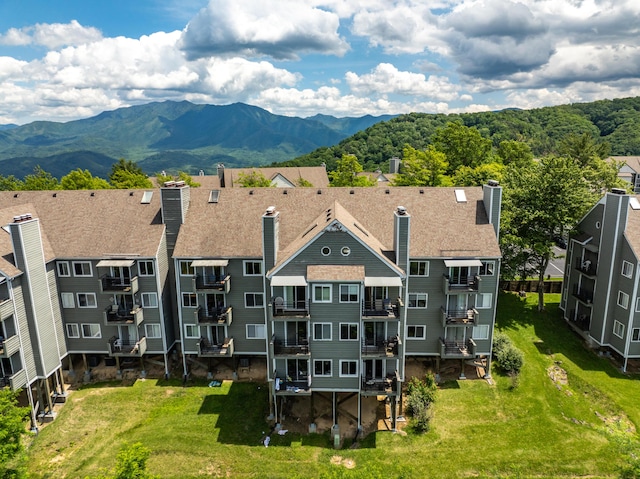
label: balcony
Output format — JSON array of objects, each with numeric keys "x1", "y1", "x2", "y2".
[
  {"x1": 194, "y1": 274, "x2": 231, "y2": 293},
  {"x1": 274, "y1": 371, "x2": 311, "y2": 395},
  {"x1": 443, "y1": 274, "x2": 481, "y2": 294},
  {"x1": 0, "y1": 297, "x2": 12, "y2": 320},
  {"x1": 441, "y1": 307, "x2": 478, "y2": 327},
  {"x1": 108, "y1": 336, "x2": 147, "y2": 357},
  {"x1": 100, "y1": 275, "x2": 139, "y2": 294},
  {"x1": 104, "y1": 305, "x2": 143, "y2": 326},
  {"x1": 0, "y1": 334, "x2": 20, "y2": 358},
  {"x1": 569, "y1": 309, "x2": 591, "y2": 331},
  {"x1": 270, "y1": 335, "x2": 310, "y2": 357},
  {"x1": 197, "y1": 337, "x2": 234, "y2": 357},
  {"x1": 361, "y1": 335, "x2": 400, "y2": 357},
  {"x1": 361, "y1": 371, "x2": 399, "y2": 396},
  {"x1": 271, "y1": 298, "x2": 309, "y2": 318},
  {"x1": 1, "y1": 368, "x2": 27, "y2": 390},
  {"x1": 196, "y1": 306, "x2": 232, "y2": 326},
  {"x1": 575, "y1": 258, "x2": 597, "y2": 277},
  {"x1": 439, "y1": 338, "x2": 476, "y2": 358},
  {"x1": 572, "y1": 285, "x2": 594, "y2": 305},
  {"x1": 362, "y1": 299, "x2": 400, "y2": 319}
]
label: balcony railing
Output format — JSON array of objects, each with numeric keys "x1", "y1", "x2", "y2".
[
  {"x1": 443, "y1": 274, "x2": 481, "y2": 294},
  {"x1": 108, "y1": 336, "x2": 147, "y2": 357},
  {"x1": 104, "y1": 305, "x2": 143, "y2": 326},
  {"x1": 569, "y1": 309, "x2": 591, "y2": 331},
  {"x1": 441, "y1": 307, "x2": 478, "y2": 327},
  {"x1": 274, "y1": 370, "x2": 311, "y2": 394},
  {"x1": 439, "y1": 338, "x2": 476, "y2": 358},
  {"x1": 4, "y1": 368, "x2": 27, "y2": 389},
  {"x1": 361, "y1": 335, "x2": 400, "y2": 357},
  {"x1": 197, "y1": 337, "x2": 234, "y2": 357},
  {"x1": 572, "y1": 285, "x2": 594, "y2": 304},
  {"x1": 196, "y1": 306, "x2": 232, "y2": 325},
  {"x1": 361, "y1": 371, "x2": 399, "y2": 395},
  {"x1": 0, "y1": 334, "x2": 20, "y2": 358},
  {"x1": 271, "y1": 298, "x2": 309, "y2": 317},
  {"x1": 271, "y1": 334, "x2": 310, "y2": 356},
  {"x1": 575, "y1": 258, "x2": 597, "y2": 277},
  {"x1": 362, "y1": 299, "x2": 400, "y2": 318},
  {"x1": 100, "y1": 275, "x2": 139, "y2": 294},
  {"x1": 194, "y1": 274, "x2": 231, "y2": 293},
  {"x1": 0, "y1": 297, "x2": 12, "y2": 319}
]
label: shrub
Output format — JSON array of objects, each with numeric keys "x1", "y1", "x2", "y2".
[
  {"x1": 405, "y1": 374, "x2": 437, "y2": 433},
  {"x1": 496, "y1": 344, "x2": 524, "y2": 374},
  {"x1": 492, "y1": 332, "x2": 511, "y2": 355}
]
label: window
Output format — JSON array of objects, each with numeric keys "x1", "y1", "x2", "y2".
[
  {"x1": 632, "y1": 328, "x2": 640, "y2": 342},
  {"x1": 141, "y1": 293, "x2": 158, "y2": 308},
  {"x1": 622, "y1": 260, "x2": 634, "y2": 278},
  {"x1": 73, "y1": 261, "x2": 92, "y2": 277},
  {"x1": 77, "y1": 293, "x2": 97, "y2": 308},
  {"x1": 408, "y1": 293, "x2": 427, "y2": 308},
  {"x1": 81, "y1": 323, "x2": 101, "y2": 339},
  {"x1": 314, "y1": 360, "x2": 332, "y2": 377},
  {"x1": 341, "y1": 246, "x2": 351, "y2": 256},
  {"x1": 340, "y1": 323, "x2": 358, "y2": 340},
  {"x1": 636, "y1": 297, "x2": 640, "y2": 312},
  {"x1": 409, "y1": 261, "x2": 429, "y2": 276},
  {"x1": 476, "y1": 293, "x2": 493, "y2": 309},
  {"x1": 313, "y1": 285, "x2": 332, "y2": 303},
  {"x1": 244, "y1": 261, "x2": 262, "y2": 276},
  {"x1": 480, "y1": 261, "x2": 495, "y2": 276},
  {"x1": 145, "y1": 324, "x2": 162, "y2": 339},
  {"x1": 407, "y1": 325, "x2": 425, "y2": 339},
  {"x1": 57, "y1": 261, "x2": 70, "y2": 277},
  {"x1": 180, "y1": 261, "x2": 194, "y2": 276},
  {"x1": 618, "y1": 291, "x2": 630, "y2": 309},
  {"x1": 472, "y1": 324, "x2": 490, "y2": 340},
  {"x1": 66, "y1": 323, "x2": 79, "y2": 338},
  {"x1": 185, "y1": 324, "x2": 200, "y2": 338},
  {"x1": 613, "y1": 320, "x2": 625, "y2": 339},
  {"x1": 138, "y1": 260, "x2": 154, "y2": 276},
  {"x1": 182, "y1": 293, "x2": 197, "y2": 307},
  {"x1": 339, "y1": 360, "x2": 358, "y2": 377},
  {"x1": 61, "y1": 293, "x2": 75, "y2": 308},
  {"x1": 244, "y1": 293, "x2": 264, "y2": 308},
  {"x1": 314, "y1": 323, "x2": 332, "y2": 340},
  {"x1": 246, "y1": 324, "x2": 266, "y2": 339},
  {"x1": 321, "y1": 246, "x2": 331, "y2": 256},
  {"x1": 340, "y1": 284, "x2": 359, "y2": 303}
]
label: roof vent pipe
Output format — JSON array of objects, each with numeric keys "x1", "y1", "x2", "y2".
[
  {"x1": 612, "y1": 187, "x2": 627, "y2": 195},
  {"x1": 397, "y1": 206, "x2": 407, "y2": 215}
]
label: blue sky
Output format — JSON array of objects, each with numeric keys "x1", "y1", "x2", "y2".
[{"x1": 1, "y1": 0, "x2": 640, "y2": 124}]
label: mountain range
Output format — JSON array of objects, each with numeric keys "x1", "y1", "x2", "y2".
[{"x1": 0, "y1": 101, "x2": 394, "y2": 179}]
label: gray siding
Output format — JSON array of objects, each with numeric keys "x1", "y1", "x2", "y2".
[{"x1": 11, "y1": 280, "x2": 36, "y2": 381}]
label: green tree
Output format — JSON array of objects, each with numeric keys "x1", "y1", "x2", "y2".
[
  {"x1": 501, "y1": 156, "x2": 597, "y2": 310},
  {"x1": 0, "y1": 389, "x2": 30, "y2": 478},
  {"x1": 236, "y1": 170, "x2": 273, "y2": 187},
  {"x1": 329, "y1": 154, "x2": 376, "y2": 187},
  {"x1": 431, "y1": 121, "x2": 493, "y2": 174},
  {"x1": 558, "y1": 132, "x2": 610, "y2": 167},
  {"x1": 392, "y1": 145, "x2": 449, "y2": 186},
  {"x1": 109, "y1": 159, "x2": 153, "y2": 189},
  {"x1": 0, "y1": 175, "x2": 23, "y2": 191},
  {"x1": 61, "y1": 169, "x2": 111, "y2": 190},
  {"x1": 177, "y1": 171, "x2": 200, "y2": 188},
  {"x1": 296, "y1": 177, "x2": 313, "y2": 187},
  {"x1": 496, "y1": 140, "x2": 534, "y2": 167},
  {"x1": 22, "y1": 166, "x2": 60, "y2": 190},
  {"x1": 94, "y1": 442, "x2": 158, "y2": 479},
  {"x1": 451, "y1": 162, "x2": 505, "y2": 187}
]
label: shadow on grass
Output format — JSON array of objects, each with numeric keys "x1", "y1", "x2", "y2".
[{"x1": 497, "y1": 291, "x2": 635, "y2": 379}]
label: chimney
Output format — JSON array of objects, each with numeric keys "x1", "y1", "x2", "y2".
[
  {"x1": 389, "y1": 157, "x2": 401, "y2": 174},
  {"x1": 217, "y1": 164, "x2": 225, "y2": 188},
  {"x1": 160, "y1": 182, "x2": 191, "y2": 255},
  {"x1": 262, "y1": 205, "x2": 280, "y2": 271},
  {"x1": 394, "y1": 205, "x2": 410, "y2": 271},
  {"x1": 483, "y1": 180, "x2": 502, "y2": 240}
]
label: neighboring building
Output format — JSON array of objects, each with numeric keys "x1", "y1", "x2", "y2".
[
  {"x1": 217, "y1": 165, "x2": 329, "y2": 188},
  {"x1": 0, "y1": 180, "x2": 502, "y2": 430},
  {"x1": 172, "y1": 183, "x2": 502, "y2": 429},
  {"x1": 562, "y1": 188, "x2": 640, "y2": 371},
  {"x1": 609, "y1": 156, "x2": 640, "y2": 193}
]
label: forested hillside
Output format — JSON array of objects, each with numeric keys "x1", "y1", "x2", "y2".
[{"x1": 279, "y1": 96, "x2": 640, "y2": 171}]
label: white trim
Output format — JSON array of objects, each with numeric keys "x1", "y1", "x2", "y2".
[
  {"x1": 407, "y1": 325, "x2": 426, "y2": 339},
  {"x1": 622, "y1": 260, "x2": 634, "y2": 278},
  {"x1": 364, "y1": 277, "x2": 403, "y2": 287},
  {"x1": 72, "y1": 260, "x2": 93, "y2": 277},
  {"x1": 141, "y1": 292, "x2": 158, "y2": 308},
  {"x1": 185, "y1": 324, "x2": 200, "y2": 339},
  {"x1": 339, "y1": 360, "x2": 358, "y2": 377},
  {"x1": 472, "y1": 324, "x2": 490, "y2": 340},
  {"x1": 243, "y1": 260, "x2": 263, "y2": 276},
  {"x1": 313, "y1": 359, "x2": 332, "y2": 377},
  {"x1": 613, "y1": 320, "x2": 625, "y2": 339},
  {"x1": 339, "y1": 284, "x2": 359, "y2": 303},
  {"x1": 270, "y1": 276, "x2": 307, "y2": 287},
  {"x1": 618, "y1": 290, "x2": 630, "y2": 309},
  {"x1": 60, "y1": 292, "x2": 75, "y2": 308},
  {"x1": 246, "y1": 323, "x2": 266, "y2": 339},
  {"x1": 66, "y1": 323, "x2": 80, "y2": 338},
  {"x1": 190, "y1": 259, "x2": 229, "y2": 267},
  {"x1": 313, "y1": 284, "x2": 332, "y2": 303},
  {"x1": 179, "y1": 260, "x2": 195, "y2": 276},
  {"x1": 313, "y1": 322, "x2": 332, "y2": 341},
  {"x1": 444, "y1": 259, "x2": 483, "y2": 267},
  {"x1": 76, "y1": 292, "x2": 97, "y2": 308},
  {"x1": 409, "y1": 260, "x2": 429, "y2": 277},
  {"x1": 96, "y1": 259, "x2": 134, "y2": 268},
  {"x1": 339, "y1": 322, "x2": 359, "y2": 341},
  {"x1": 57, "y1": 261, "x2": 70, "y2": 277},
  {"x1": 138, "y1": 260, "x2": 155, "y2": 276},
  {"x1": 145, "y1": 323, "x2": 162, "y2": 339},
  {"x1": 407, "y1": 292, "x2": 428, "y2": 308},
  {"x1": 244, "y1": 292, "x2": 264, "y2": 308},
  {"x1": 81, "y1": 323, "x2": 101, "y2": 339},
  {"x1": 182, "y1": 292, "x2": 197, "y2": 308}
]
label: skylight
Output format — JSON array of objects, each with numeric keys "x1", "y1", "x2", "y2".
[
  {"x1": 141, "y1": 191, "x2": 153, "y2": 204},
  {"x1": 454, "y1": 189, "x2": 467, "y2": 203}
]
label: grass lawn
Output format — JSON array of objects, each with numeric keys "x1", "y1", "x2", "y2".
[{"x1": 25, "y1": 292, "x2": 639, "y2": 478}]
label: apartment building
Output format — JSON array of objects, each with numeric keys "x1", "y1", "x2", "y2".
[
  {"x1": 171, "y1": 183, "x2": 502, "y2": 428},
  {"x1": 562, "y1": 187, "x2": 640, "y2": 370},
  {"x1": 0, "y1": 180, "x2": 502, "y2": 429}
]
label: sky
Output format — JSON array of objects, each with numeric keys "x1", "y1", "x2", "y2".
[{"x1": 1, "y1": 0, "x2": 640, "y2": 125}]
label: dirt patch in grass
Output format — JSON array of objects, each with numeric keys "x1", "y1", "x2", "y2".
[{"x1": 330, "y1": 455, "x2": 356, "y2": 469}]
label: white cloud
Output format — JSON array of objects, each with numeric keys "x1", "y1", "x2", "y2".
[
  {"x1": 179, "y1": 0, "x2": 349, "y2": 60},
  {"x1": 0, "y1": 20, "x2": 102, "y2": 49}
]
